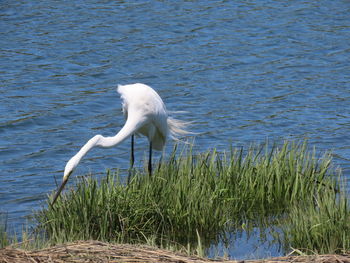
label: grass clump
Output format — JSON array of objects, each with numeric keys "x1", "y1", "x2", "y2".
[
  {"x1": 279, "y1": 184, "x2": 350, "y2": 254},
  {"x1": 0, "y1": 224, "x2": 9, "y2": 249},
  {"x1": 35, "y1": 141, "x2": 348, "y2": 255}
]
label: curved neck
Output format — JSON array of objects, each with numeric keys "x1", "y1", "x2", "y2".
[{"x1": 69, "y1": 114, "x2": 146, "y2": 171}]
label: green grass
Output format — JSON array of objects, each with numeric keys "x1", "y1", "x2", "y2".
[
  {"x1": 31, "y1": 140, "x2": 348, "y2": 255},
  {"x1": 278, "y1": 183, "x2": 350, "y2": 254},
  {"x1": 0, "y1": 220, "x2": 9, "y2": 249}
]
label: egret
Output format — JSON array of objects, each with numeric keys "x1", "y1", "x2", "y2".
[{"x1": 51, "y1": 83, "x2": 189, "y2": 205}]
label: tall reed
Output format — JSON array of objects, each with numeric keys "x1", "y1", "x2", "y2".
[
  {"x1": 35, "y1": 141, "x2": 346, "y2": 254},
  {"x1": 0, "y1": 228, "x2": 8, "y2": 248},
  {"x1": 0, "y1": 214, "x2": 9, "y2": 248},
  {"x1": 278, "y1": 182, "x2": 350, "y2": 254}
]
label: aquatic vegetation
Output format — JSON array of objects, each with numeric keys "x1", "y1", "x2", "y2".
[
  {"x1": 0, "y1": 214, "x2": 9, "y2": 249},
  {"x1": 278, "y1": 183, "x2": 350, "y2": 254},
  {"x1": 34, "y1": 141, "x2": 349, "y2": 255},
  {"x1": 0, "y1": 226, "x2": 9, "y2": 249}
]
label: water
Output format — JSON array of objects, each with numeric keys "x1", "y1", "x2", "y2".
[{"x1": 1, "y1": 0, "x2": 350, "y2": 259}]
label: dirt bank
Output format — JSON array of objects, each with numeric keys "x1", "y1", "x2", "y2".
[{"x1": 1, "y1": 240, "x2": 349, "y2": 263}]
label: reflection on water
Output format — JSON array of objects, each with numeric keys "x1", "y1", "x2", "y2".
[{"x1": 1, "y1": 0, "x2": 350, "y2": 258}]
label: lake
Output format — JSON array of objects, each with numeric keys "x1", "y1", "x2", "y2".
[{"x1": 1, "y1": 0, "x2": 349, "y2": 259}]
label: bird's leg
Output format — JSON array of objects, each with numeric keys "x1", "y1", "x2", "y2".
[
  {"x1": 128, "y1": 134, "x2": 135, "y2": 184},
  {"x1": 130, "y1": 134, "x2": 135, "y2": 169},
  {"x1": 148, "y1": 141, "x2": 152, "y2": 176}
]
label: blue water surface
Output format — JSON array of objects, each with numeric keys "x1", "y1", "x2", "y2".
[{"x1": 1, "y1": 0, "x2": 350, "y2": 259}]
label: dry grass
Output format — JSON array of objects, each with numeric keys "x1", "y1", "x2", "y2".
[{"x1": 1, "y1": 240, "x2": 349, "y2": 263}]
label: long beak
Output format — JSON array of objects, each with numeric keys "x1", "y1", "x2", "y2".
[{"x1": 51, "y1": 177, "x2": 69, "y2": 206}]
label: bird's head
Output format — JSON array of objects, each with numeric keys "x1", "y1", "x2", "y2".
[{"x1": 63, "y1": 157, "x2": 78, "y2": 181}]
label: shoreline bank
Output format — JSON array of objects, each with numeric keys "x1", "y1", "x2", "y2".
[{"x1": 1, "y1": 240, "x2": 349, "y2": 263}]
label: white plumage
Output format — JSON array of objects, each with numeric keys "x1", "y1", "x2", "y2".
[{"x1": 52, "y1": 83, "x2": 188, "y2": 205}]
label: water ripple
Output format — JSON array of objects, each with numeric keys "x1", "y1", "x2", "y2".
[{"x1": 1, "y1": 0, "x2": 350, "y2": 258}]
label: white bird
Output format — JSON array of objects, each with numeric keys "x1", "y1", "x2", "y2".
[{"x1": 51, "y1": 83, "x2": 189, "y2": 205}]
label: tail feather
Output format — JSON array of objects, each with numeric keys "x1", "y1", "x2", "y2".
[{"x1": 167, "y1": 117, "x2": 191, "y2": 140}]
